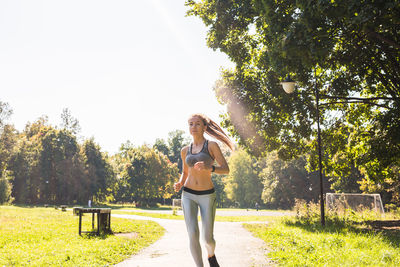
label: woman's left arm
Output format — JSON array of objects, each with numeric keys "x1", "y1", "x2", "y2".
[{"x1": 209, "y1": 141, "x2": 230, "y2": 175}]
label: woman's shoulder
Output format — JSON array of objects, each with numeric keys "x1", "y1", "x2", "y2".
[
  {"x1": 181, "y1": 145, "x2": 190, "y2": 154},
  {"x1": 207, "y1": 140, "x2": 220, "y2": 148},
  {"x1": 207, "y1": 140, "x2": 221, "y2": 151}
]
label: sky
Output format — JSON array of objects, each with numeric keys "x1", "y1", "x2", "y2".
[{"x1": 0, "y1": 0, "x2": 235, "y2": 154}]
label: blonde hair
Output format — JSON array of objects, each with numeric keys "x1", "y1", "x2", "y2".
[{"x1": 189, "y1": 113, "x2": 234, "y2": 151}]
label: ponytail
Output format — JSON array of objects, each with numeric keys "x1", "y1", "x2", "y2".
[{"x1": 190, "y1": 113, "x2": 234, "y2": 151}]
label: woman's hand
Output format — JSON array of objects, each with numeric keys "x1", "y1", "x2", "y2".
[
  {"x1": 193, "y1": 161, "x2": 211, "y2": 172},
  {"x1": 174, "y1": 181, "x2": 183, "y2": 192}
]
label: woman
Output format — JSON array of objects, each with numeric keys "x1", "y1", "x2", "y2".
[{"x1": 174, "y1": 113, "x2": 234, "y2": 267}]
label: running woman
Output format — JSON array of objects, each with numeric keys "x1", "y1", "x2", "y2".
[{"x1": 174, "y1": 113, "x2": 234, "y2": 267}]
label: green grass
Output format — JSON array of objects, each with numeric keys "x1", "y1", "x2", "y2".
[
  {"x1": 244, "y1": 216, "x2": 400, "y2": 266},
  {"x1": 0, "y1": 205, "x2": 164, "y2": 266}
]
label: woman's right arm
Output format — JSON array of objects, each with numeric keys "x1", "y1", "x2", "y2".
[{"x1": 174, "y1": 146, "x2": 188, "y2": 192}]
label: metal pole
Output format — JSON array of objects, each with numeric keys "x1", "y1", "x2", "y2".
[{"x1": 315, "y1": 77, "x2": 326, "y2": 227}]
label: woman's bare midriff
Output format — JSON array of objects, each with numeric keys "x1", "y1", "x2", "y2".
[{"x1": 184, "y1": 168, "x2": 214, "y2": 190}]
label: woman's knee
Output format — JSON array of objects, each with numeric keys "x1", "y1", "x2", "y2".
[
  {"x1": 187, "y1": 228, "x2": 200, "y2": 242},
  {"x1": 203, "y1": 234, "x2": 215, "y2": 247}
]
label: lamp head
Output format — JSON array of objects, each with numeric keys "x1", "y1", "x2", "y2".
[{"x1": 281, "y1": 75, "x2": 296, "y2": 94}]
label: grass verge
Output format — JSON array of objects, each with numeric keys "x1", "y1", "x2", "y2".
[
  {"x1": 0, "y1": 205, "x2": 164, "y2": 266},
  {"x1": 244, "y1": 216, "x2": 400, "y2": 266}
]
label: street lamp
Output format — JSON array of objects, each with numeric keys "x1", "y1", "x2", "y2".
[
  {"x1": 281, "y1": 74, "x2": 326, "y2": 226},
  {"x1": 280, "y1": 75, "x2": 296, "y2": 94},
  {"x1": 280, "y1": 72, "x2": 398, "y2": 227}
]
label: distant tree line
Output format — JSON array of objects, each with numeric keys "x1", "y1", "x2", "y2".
[{"x1": 0, "y1": 104, "x2": 187, "y2": 206}]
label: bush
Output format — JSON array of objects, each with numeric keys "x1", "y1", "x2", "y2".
[{"x1": 293, "y1": 198, "x2": 320, "y2": 222}]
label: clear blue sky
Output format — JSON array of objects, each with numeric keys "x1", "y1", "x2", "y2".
[{"x1": 0, "y1": 0, "x2": 234, "y2": 154}]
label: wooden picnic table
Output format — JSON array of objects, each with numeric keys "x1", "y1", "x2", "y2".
[{"x1": 73, "y1": 208, "x2": 112, "y2": 235}]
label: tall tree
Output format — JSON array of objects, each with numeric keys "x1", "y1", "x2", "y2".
[
  {"x1": 60, "y1": 108, "x2": 81, "y2": 135},
  {"x1": 81, "y1": 138, "x2": 114, "y2": 202},
  {"x1": 0, "y1": 101, "x2": 12, "y2": 129},
  {"x1": 186, "y1": 0, "x2": 400, "y2": 199},
  {"x1": 0, "y1": 125, "x2": 18, "y2": 178},
  {"x1": 167, "y1": 130, "x2": 190, "y2": 172},
  {"x1": 0, "y1": 100, "x2": 14, "y2": 178}
]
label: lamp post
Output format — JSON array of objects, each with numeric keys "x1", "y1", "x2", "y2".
[{"x1": 281, "y1": 75, "x2": 326, "y2": 226}]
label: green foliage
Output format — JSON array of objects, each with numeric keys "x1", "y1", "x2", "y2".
[
  {"x1": 186, "y1": 0, "x2": 400, "y2": 203},
  {"x1": 0, "y1": 100, "x2": 12, "y2": 129},
  {"x1": 4, "y1": 117, "x2": 114, "y2": 205},
  {"x1": 212, "y1": 174, "x2": 228, "y2": 208},
  {"x1": 224, "y1": 149, "x2": 332, "y2": 209},
  {"x1": 224, "y1": 149, "x2": 263, "y2": 208},
  {"x1": 261, "y1": 153, "x2": 331, "y2": 209},
  {"x1": 167, "y1": 130, "x2": 190, "y2": 172},
  {"x1": 81, "y1": 138, "x2": 114, "y2": 202},
  {"x1": 153, "y1": 138, "x2": 170, "y2": 158},
  {"x1": 0, "y1": 124, "x2": 17, "y2": 179},
  {"x1": 0, "y1": 206, "x2": 164, "y2": 266},
  {"x1": 153, "y1": 130, "x2": 190, "y2": 173},
  {"x1": 60, "y1": 108, "x2": 81, "y2": 135},
  {"x1": 113, "y1": 145, "x2": 179, "y2": 206},
  {"x1": 0, "y1": 171, "x2": 13, "y2": 204}
]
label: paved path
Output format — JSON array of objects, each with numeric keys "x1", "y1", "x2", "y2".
[
  {"x1": 116, "y1": 209, "x2": 292, "y2": 217},
  {"x1": 113, "y1": 214, "x2": 274, "y2": 267}
]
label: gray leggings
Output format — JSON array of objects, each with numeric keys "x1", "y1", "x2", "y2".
[{"x1": 182, "y1": 189, "x2": 217, "y2": 267}]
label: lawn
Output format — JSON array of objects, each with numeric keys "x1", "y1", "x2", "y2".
[
  {"x1": 0, "y1": 205, "x2": 164, "y2": 266},
  {"x1": 245, "y1": 216, "x2": 400, "y2": 266}
]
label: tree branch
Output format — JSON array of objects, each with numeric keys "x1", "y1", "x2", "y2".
[
  {"x1": 366, "y1": 30, "x2": 400, "y2": 50},
  {"x1": 319, "y1": 95, "x2": 398, "y2": 101},
  {"x1": 320, "y1": 100, "x2": 392, "y2": 109}
]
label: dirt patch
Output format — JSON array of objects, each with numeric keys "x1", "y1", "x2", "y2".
[{"x1": 114, "y1": 232, "x2": 139, "y2": 239}]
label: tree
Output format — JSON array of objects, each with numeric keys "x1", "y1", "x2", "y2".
[
  {"x1": 212, "y1": 174, "x2": 228, "y2": 208},
  {"x1": 114, "y1": 145, "x2": 179, "y2": 206},
  {"x1": 0, "y1": 125, "x2": 18, "y2": 178},
  {"x1": 186, "y1": 0, "x2": 400, "y2": 200},
  {"x1": 0, "y1": 101, "x2": 12, "y2": 129},
  {"x1": 0, "y1": 171, "x2": 13, "y2": 204},
  {"x1": 39, "y1": 127, "x2": 79, "y2": 204},
  {"x1": 8, "y1": 132, "x2": 41, "y2": 204},
  {"x1": 81, "y1": 138, "x2": 114, "y2": 203},
  {"x1": 0, "y1": 100, "x2": 14, "y2": 179},
  {"x1": 167, "y1": 130, "x2": 190, "y2": 172},
  {"x1": 261, "y1": 152, "x2": 331, "y2": 209},
  {"x1": 153, "y1": 138, "x2": 170, "y2": 157},
  {"x1": 60, "y1": 108, "x2": 81, "y2": 135},
  {"x1": 7, "y1": 118, "x2": 90, "y2": 205},
  {"x1": 224, "y1": 149, "x2": 263, "y2": 208}
]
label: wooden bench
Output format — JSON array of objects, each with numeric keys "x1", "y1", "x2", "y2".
[{"x1": 74, "y1": 208, "x2": 112, "y2": 235}]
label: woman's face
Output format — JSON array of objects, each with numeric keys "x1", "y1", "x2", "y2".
[{"x1": 188, "y1": 116, "x2": 206, "y2": 136}]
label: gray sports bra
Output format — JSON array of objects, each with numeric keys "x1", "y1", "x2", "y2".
[{"x1": 185, "y1": 140, "x2": 214, "y2": 167}]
